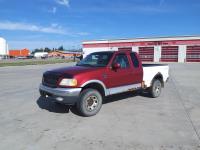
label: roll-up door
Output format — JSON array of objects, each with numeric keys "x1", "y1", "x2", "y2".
[
  {"x1": 186, "y1": 46, "x2": 200, "y2": 62},
  {"x1": 139, "y1": 47, "x2": 154, "y2": 62},
  {"x1": 160, "y1": 46, "x2": 178, "y2": 62}
]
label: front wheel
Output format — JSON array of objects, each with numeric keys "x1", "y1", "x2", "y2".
[
  {"x1": 149, "y1": 79, "x2": 162, "y2": 98},
  {"x1": 76, "y1": 88, "x2": 103, "y2": 117}
]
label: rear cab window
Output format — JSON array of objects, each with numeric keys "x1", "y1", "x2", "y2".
[
  {"x1": 113, "y1": 53, "x2": 130, "y2": 69},
  {"x1": 130, "y1": 52, "x2": 139, "y2": 68}
]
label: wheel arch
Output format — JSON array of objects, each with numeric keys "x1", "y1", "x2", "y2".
[
  {"x1": 151, "y1": 73, "x2": 164, "y2": 87},
  {"x1": 81, "y1": 80, "x2": 108, "y2": 97}
]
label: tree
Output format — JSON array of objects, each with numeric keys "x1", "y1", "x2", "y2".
[
  {"x1": 58, "y1": 45, "x2": 64, "y2": 51},
  {"x1": 44, "y1": 47, "x2": 51, "y2": 53},
  {"x1": 31, "y1": 48, "x2": 42, "y2": 54}
]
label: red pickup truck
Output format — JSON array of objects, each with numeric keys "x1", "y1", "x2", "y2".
[{"x1": 39, "y1": 50, "x2": 169, "y2": 116}]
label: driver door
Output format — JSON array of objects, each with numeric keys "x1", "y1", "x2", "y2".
[{"x1": 106, "y1": 53, "x2": 133, "y2": 88}]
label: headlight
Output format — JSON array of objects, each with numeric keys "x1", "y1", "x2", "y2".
[{"x1": 59, "y1": 78, "x2": 77, "y2": 86}]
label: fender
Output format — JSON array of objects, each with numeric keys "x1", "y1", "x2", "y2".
[
  {"x1": 151, "y1": 72, "x2": 164, "y2": 87},
  {"x1": 80, "y1": 80, "x2": 109, "y2": 96}
]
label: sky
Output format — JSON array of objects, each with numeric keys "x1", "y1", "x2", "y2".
[{"x1": 0, "y1": 0, "x2": 200, "y2": 50}]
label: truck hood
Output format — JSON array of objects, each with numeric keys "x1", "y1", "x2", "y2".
[{"x1": 48, "y1": 65, "x2": 100, "y2": 77}]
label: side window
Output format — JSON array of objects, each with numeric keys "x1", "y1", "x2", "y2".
[
  {"x1": 113, "y1": 54, "x2": 130, "y2": 68},
  {"x1": 130, "y1": 52, "x2": 139, "y2": 68}
]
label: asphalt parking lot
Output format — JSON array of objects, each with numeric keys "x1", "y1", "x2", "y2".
[{"x1": 0, "y1": 63, "x2": 200, "y2": 150}]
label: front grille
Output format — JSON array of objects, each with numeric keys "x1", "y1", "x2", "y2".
[{"x1": 42, "y1": 72, "x2": 61, "y2": 88}]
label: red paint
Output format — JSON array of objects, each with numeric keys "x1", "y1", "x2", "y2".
[
  {"x1": 186, "y1": 59, "x2": 200, "y2": 62},
  {"x1": 109, "y1": 42, "x2": 133, "y2": 47},
  {"x1": 76, "y1": 50, "x2": 143, "y2": 88},
  {"x1": 118, "y1": 47, "x2": 132, "y2": 51},
  {"x1": 160, "y1": 58, "x2": 178, "y2": 62},
  {"x1": 160, "y1": 46, "x2": 178, "y2": 62},
  {"x1": 45, "y1": 51, "x2": 143, "y2": 89},
  {"x1": 139, "y1": 47, "x2": 154, "y2": 62},
  {"x1": 83, "y1": 39, "x2": 200, "y2": 48},
  {"x1": 186, "y1": 46, "x2": 200, "y2": 62},
  {"x1": 103, "y1": 51, "x2": 143, "y2": 88}
]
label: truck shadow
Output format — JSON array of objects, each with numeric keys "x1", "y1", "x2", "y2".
[
  {"x1": 36, "y1": 90, "x2": 151, "y2": 115},
  {"x1": 104, "y1": 90, "x2": 150, "y2": 104},
  {"x1": 37, "y1": 96, "x2": 71, "y2": 114}
]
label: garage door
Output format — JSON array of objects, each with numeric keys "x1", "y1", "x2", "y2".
[
  {"x1": 186, "y1": 46, "x2": 200, "y2": 62},
  {"x1": 139, "y1": 47, "x2": 154, "y2": 62},
  {"x1": 160, "y1": 46, "x2": 178, "y2": 62}
]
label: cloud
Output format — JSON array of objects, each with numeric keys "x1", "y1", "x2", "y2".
[
  {"x1": 49, "y1": 7, "x2": 57, "y2": 14},
  {"x1": 56, "y1": 0, "x2": 70, "y2": 7},
  {"x1": 0, "y1": 21, "x2": 89, "y2": 36},
  {"x1": 0, "y1": 21, "x2": 65, "y2": 34},
  {"x1": 51, "y1": 23, "x2": 59, "y2": 28},
  {"x1": 70, "y1": 1, "x2": 171, "y2": 14}
]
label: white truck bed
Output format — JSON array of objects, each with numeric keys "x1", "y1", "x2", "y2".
[{"x1": 142, "y1": 64, "x2": 169, "y2": 88}]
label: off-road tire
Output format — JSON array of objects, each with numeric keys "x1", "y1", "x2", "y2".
[
  {"x1": 76, "y1": 88, "x2": 103, "y2": 117},
  {"x1": 149, "y1": 79, "x2": 162, "y2": 98}
]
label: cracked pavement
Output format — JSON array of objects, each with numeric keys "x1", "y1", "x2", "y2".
[{"x1": 0, "y1": 63, "x2": 200, "y2": 150}]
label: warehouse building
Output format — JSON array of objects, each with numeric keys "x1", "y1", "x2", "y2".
[
  {"x1": 82, "y1": 36, "x2": 200, "y2": 62},
  {"x1": 0, "y1": 37, "x2": 8, "y2": 59},
  {"x1": 9, "y1": 48, "x2": 30, "y2": 57}
]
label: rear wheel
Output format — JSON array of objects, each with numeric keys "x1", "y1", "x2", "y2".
[
  {"x1": 149, "y1": 79, "x2": 162, "y2": 98},
  {"x1": 76, "y1": 88, "x2": 103, "y2": 117}
]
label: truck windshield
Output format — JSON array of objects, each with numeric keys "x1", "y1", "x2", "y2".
[{"x1": 77, "y1": 52, "x2": 113, "y2": 67}]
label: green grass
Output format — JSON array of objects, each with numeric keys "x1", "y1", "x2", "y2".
[{"x1": 0, "y1": 59, "x2": 75, "y2": 67}]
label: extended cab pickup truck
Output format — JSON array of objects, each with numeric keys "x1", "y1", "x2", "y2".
[{"x1": 39, "y1": 50, "x2": 169, "y2": 116}]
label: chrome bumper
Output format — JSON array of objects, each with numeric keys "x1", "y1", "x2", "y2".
[{"x1": 39, "y1": 84, "x2": 82, "y2": 104}]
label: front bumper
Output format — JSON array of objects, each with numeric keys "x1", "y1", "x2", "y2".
[{"x1": 39, "y1": 84, "x2": 82, "y2": 105}]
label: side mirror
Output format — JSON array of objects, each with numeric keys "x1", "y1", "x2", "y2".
[{"x1": 112, "y1": 63, "x2": 121, "y2": 69}]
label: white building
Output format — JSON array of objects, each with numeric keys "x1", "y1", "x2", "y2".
[
  {"x1": 82, "y1": 36, "x2": 200, "y2": 63},
  {"x1": 0, "y1": 37, "x2": 8, "y2": 58}
]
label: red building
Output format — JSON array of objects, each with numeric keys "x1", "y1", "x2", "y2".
[
  {"x1": 9, "y1": 49, "x2": 30, "y2": 57},
  {"x1": 82, "y1": 36, "x2": 200, "y2": 62}
]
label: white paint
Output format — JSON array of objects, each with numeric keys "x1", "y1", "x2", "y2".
[
  {"x1": 83, "y1": 36, "x2": 200, "y2": 44},
  {"x1": 108, "y1": 83, "x2": 141, "y2": 95},
  {"x1": 109, "y1": 47, "x2": 118, "y2": 51},
  {"x1": 0, "y1": 37, "x2": 8, "y2": 55},
  {"x1": 143, "y1": 65, "x2": 169, "y2": 87},
  {"x1": 178, "y1": 45, "x2": 187, "y2": 63},
  {"x1": 154, "y1": 46, "x2": 161, "y2": 62},
  {"x1": 132, "y1": 46, "x2": 139, "y2": 53},
  {"x1": 6, "y1": 43, "x2": 9, "y2": 56},
  {"x1": 80, "y1": 65, "x2": 169, "y2": 96}
]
